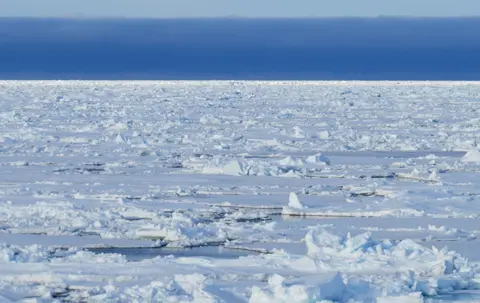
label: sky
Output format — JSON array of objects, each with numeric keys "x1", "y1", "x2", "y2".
[{"x1": 0, "y1": 0, "x2": 479, "y2": 18}]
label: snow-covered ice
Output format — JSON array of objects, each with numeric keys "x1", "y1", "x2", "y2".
[{"x1": 0, "y1": 80, "x2": 480, "y2": 302}]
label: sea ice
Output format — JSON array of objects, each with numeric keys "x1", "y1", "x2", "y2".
[{"x1": 0, "y1": 81, "x2": 479, "y2": 302}]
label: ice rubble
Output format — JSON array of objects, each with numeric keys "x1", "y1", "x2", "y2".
[
  {"x1": 135, "y1": 212, "x2": 228, "y2": 246},
  {"x1": 192, "y1": 153, "x2": 330, "y2": 177},
  {"x1": 0, "y1": 227, "x2": 476, "y2": 302},
  {"x1": 2, "y1": 81, "x2": 480, "y2": 302},
  {"x1": 395, "y1": 168, "x2": 440, "y2": 183},
  {"x1": 77, "y1": 275, "x2": 219, "y2": 303},
  {"x1": 277, "y1": 154, "x2": 330, "y2": 169},
  {"x1": 305, "y1": 153, "x2": 331, "y2": 165},
  {"x1": 0, "y1": 243, "x2": 125, "y2": 264},
  {"x1": 254, "y1": 227, "x2": 476, "y2": 302},
  {"x1": 250, "y1": 273, "x2": 346, "y2": 303},
  {"x1": 0, "y1": 243, "x2": 50, "y2": 263},
  {"x1": 278, "y1": 156, "x2": 305, "y2": 167}
]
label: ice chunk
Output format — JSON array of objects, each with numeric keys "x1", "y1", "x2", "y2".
[
  {"x1": 115, "y1": 133, "x2": 127, "y2": 144},
  {"x1": 222, "y1": 160, "x2": 247, "y2": 176},
  {"x1": 347, "y1": 186, "x2": 375, "y2": 197},
  {"x1": 200, "y1": 159, "x2": 282, "y2": 176},
  {"x1": 288, "y1": 192, "x2": 306, "y2": 210},
  {"x1": 374, "y1": 188, "x2": 399, "y2": 198},
  {"x1": 292, "y1": 126, "x2": 306, "y2": 138},
  {"x1": 391, "y1": 161, "x2": 407, "y2": 168},
  {"x1": 305, "y1": 227, "x2": 343, "y2": 256},
  {"x1": 249, "y1": 272, "x2": 346, "y2": 303},
  {"x1": 317, "y1": 130, "x2": 330, "y2": 139},
  {"x1": 107, "y1": 122, "x2": 129, "y2": 131},
  {"x1": 305, "y1": 227, "x2": 375, "y2": 257},
  {"x1": 278, "y1": 156, "x2": 304, "y2": 167},
  {"x1": 462, "y1": 149, "x2": 480, "y2": 163},
  {"x1": 305, "y1": 153, "x2": 330, "y2": 165},
  {"x1": 396, "y1": 168, "x2": 439, "y2": 183},
  {"x1": 428, "y1": 169, "x2": 438, "y2": 181}
]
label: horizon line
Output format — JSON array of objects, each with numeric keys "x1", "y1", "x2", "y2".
[{"x1": 1, "y1": 15, "x2": 480, "y2": 21}]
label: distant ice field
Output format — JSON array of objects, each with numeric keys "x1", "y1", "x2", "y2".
[{"x1": 1, "y1": 81, "x2": 480, "y2": 302}]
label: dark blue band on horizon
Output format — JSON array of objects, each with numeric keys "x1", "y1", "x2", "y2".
[{"x1": 1, "y1": 17, "x2": 480, "y2": 80}]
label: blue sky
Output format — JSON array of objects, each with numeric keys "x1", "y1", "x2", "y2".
[{"x1": 0, "y1": 0, "x2": 479, "y2": 18}]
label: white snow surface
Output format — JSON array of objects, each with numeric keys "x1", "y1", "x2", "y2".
[{"x1": 0, "y1": 81, "x2": 480, "y2": 302}]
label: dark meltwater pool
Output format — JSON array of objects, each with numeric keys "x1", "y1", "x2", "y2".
[{"x1": 86, "y1": 246, "x2": 257, "y2": 261}]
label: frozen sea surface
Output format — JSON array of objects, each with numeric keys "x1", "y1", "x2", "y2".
[{"x1": 1, "y1": 80, "x2": 480, "y2": 302}]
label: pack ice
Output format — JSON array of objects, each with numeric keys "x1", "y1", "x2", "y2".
[{"x1": 0, "y1": 80, "x2": 480, "y2": 302}]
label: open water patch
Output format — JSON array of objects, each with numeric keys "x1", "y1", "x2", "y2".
[
  {"x1": 427, "y1": 291, "x2": 480, "y2": 302},
  {"x1": 86, "y1": 246, "x2": 258, "y2": 261}
]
